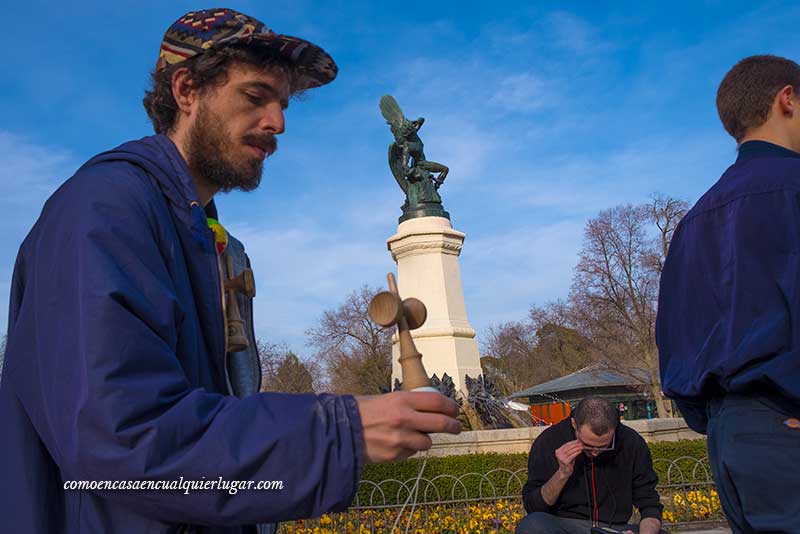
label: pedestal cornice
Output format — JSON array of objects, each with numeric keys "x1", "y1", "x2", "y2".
[
  {"x1": 391, "y1": 325, "x2": 477, "y2": 343},
  {"x1": 387, "y1": 217, "x2": 465, "y2": 261}
]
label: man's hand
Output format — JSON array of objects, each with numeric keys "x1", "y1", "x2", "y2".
[
  {"x1": 555, "y1": 440, "x2": 584, "y2": 478},
  {"x1": 637, "y1": 517, "x2": 661, "y2": 534},
  {"x1": 540, "y1": 440, "x2": 584, "y2": 506},
  {"x1": 356, "y1": 391, "x2": 461, "y2": 464}
]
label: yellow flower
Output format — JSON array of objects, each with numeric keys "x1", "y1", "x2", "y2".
[{"x1": 319, "y1": 515, "x2": 332, "y2": 526}]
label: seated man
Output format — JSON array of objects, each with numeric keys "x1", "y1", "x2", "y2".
[{"x1": 517, "y1": 397, "x2": 663, "y2": 534}]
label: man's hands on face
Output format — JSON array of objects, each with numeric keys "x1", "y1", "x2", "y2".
[
  {"x1": 555, "y1": 440, "x2": 584, "y2": 478},
  {"x1": 356, "y1": 391, "x2": 461, "y2": 464}
]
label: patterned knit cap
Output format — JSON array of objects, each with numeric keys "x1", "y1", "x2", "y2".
[{"x1": 156, "y1": 8, "x2": 337, "y2": 90}]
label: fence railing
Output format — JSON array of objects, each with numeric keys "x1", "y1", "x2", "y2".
[
  {"x1": 652, "y1": 456, "x2": 722, "y2": 527},
  {"x1": 279, "y1": 457, "x2": 724, "y2": 533}
]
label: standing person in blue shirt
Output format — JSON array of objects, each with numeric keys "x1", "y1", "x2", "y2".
[
  {"x1": 0, "y1": 8, "x2": 461, "y2": 534},
  {"x1": 657, "y1": 55, "x2": 800, "y2": 533}
]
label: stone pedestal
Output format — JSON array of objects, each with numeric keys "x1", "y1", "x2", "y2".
[{"x1": 387, "y1": 216, "x2": 482, "y2": 394}]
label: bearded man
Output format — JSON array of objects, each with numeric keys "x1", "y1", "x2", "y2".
[{"x1": 0, "y1": 9, "x2": 461, "y2": 534}]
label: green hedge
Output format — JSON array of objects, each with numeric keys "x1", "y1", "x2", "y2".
[
  {"x1": 649, "y1": 440, "x2": 710, "y2": 484},
  {"x1": 648, "y1": 439, "x2": 707, "y2": 461},
  {"x1": 357, "y1": 439, "x2": 707, "y2": 506}
]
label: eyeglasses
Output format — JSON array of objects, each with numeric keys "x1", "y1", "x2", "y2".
[{"x1": 575, "y1": 429, "x2": 616, "y2": 453}]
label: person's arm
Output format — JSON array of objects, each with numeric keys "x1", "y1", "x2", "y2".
[
  {"x1": 539, "y1": 470, "x2": 570, "y2": 507},
  {"x1": 522, "y1": 436, "x2": 582, "y2": 512},
  {"x1": 630, "y1": 435, "x2": 664, "y2": 532},
  {"x1": 541, "y1": 441, "x2": 582, "y2": 505},
  {"x1": 14, "y1": 168, "x2": 459, "y2": 526}
]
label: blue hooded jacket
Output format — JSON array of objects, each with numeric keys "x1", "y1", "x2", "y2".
[{"x1": 0, "y1": 134, "x2": 364, "y2": 533}]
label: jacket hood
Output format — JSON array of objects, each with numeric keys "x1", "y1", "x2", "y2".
[{"x1": 78, "y1": 134, "x2": 219, "y2": 235}]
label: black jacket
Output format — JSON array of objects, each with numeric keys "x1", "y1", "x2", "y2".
[{"x1": 522, "y1": 419, "x2": 663, "y2": 524}]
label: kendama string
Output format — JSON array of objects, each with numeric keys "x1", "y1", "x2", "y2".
[
  {"x1": 369, "y1": 273, "x2": 437, "y2": 534},
  {"x1": 391, "y1": 457, "x2": 429, "y2": 534}
]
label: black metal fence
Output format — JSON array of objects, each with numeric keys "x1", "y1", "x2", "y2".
[{"x1": 279, "y1": 457, "x2": 724, "y2": 534}]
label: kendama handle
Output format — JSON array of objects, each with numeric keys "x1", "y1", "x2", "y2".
[
  {"x1": 387, "y1": 272, "x2": 400, "y2": 294},
  {"x1": 386, "y1": 273, "x2": 431, "y2": 390}
]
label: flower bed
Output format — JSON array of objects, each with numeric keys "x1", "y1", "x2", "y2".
[
  {"x1": 661, "y1": 489, "x2": 723, "y2": 524},
  {"x1": 282, "y1": 500, "x2": 526, "y2": 534},
  {"x1": 279, "y1": 441, "x2": 723, "y2": 533}
]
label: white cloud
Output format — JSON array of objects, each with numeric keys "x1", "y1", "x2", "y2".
[
  {"x1": 462, "y1": 219, "x2": 585, "y2": 344},
  {"x1": 422, "y1": 115, "x2": 495, "y2": 187},
  {"x1": 547, "y1": 12, "x2": 599, "y2": 55},
  {"x1": 0, "y1": 132, "x2": 80, "y2": 335},
  {"x1": 476, "y1": 130, "x2": 731, "y2": 218},
  {"x1": 224, "y1": 220, "x2": 394, "y2": 347},
  {"x1": 0, "y1": 131, "x2": 77, "y2": 209},
  {"x1": 488, "y1": 73, "x2": 552, "y2": 114}
]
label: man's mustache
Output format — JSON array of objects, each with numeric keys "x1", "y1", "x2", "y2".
[{"x1": 242, "y1": 134, "x2": 278, "y2": 155}]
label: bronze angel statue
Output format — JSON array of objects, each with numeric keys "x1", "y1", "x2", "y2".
[{"x1": 379, "y1": 95, "x2": 450, "y2": 222}]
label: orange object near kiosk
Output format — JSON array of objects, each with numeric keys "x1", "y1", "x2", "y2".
[{"x1": 530, "y1": 401, "x2": 571, "y2": 425}]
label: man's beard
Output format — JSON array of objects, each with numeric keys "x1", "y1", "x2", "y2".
[{"x1": 185, "y1": 103, "x2": 277, "y2": 193}]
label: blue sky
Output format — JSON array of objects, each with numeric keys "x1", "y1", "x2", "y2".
[{"x1": 2, "y1": 0, "x2": 797, "y2": 355}]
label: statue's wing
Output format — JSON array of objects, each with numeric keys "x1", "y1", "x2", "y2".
[{"x1": 379, "y1": 95, "x2": 406, "y2": 127}]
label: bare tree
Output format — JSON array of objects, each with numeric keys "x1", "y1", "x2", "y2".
[
  {"x1": 482, "y1": 321, "x2": 540, "y2": 396},
  {"x1": 568, "y1": 196, "x2": 687, "y2": 417},
  {"x1": 481, "y1": 302, "x2": 592, "y2": 396},
  {"x1": 306, "y1": 286, "x2": 392, "y2": 395},
  {"x1": 529, "y1": 302, "x2": 593, "y2": 377},
  {"x1": 649, "y1": 194, "x2": 690, "y2": 274}
]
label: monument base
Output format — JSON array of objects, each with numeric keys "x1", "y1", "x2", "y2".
[
  {"x1": 399, "y1": 204, "x2": 450, "y2": 223},
  {"x1": 387, "y1": 216, "x2": 482, "y2": 394}
]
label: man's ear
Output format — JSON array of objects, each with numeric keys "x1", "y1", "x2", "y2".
[
  {"x1": 777, "y1": 84, "x2": 796, "y2": 117},
  {"x1": 171, "y1": 67, "x2": 197, "y2": 115}
]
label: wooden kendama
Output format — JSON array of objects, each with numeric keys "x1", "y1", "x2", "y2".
[
  {"x1": 224, "y1": 256, "x2": 256, "y2": 353},
  {"x1": 369, "y1": 273, "x2": 437, "y2": 392}
]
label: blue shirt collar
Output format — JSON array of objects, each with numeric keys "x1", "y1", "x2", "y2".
[{"x1": 737, "y1": 140, "x2": 800, "y2": 162}]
